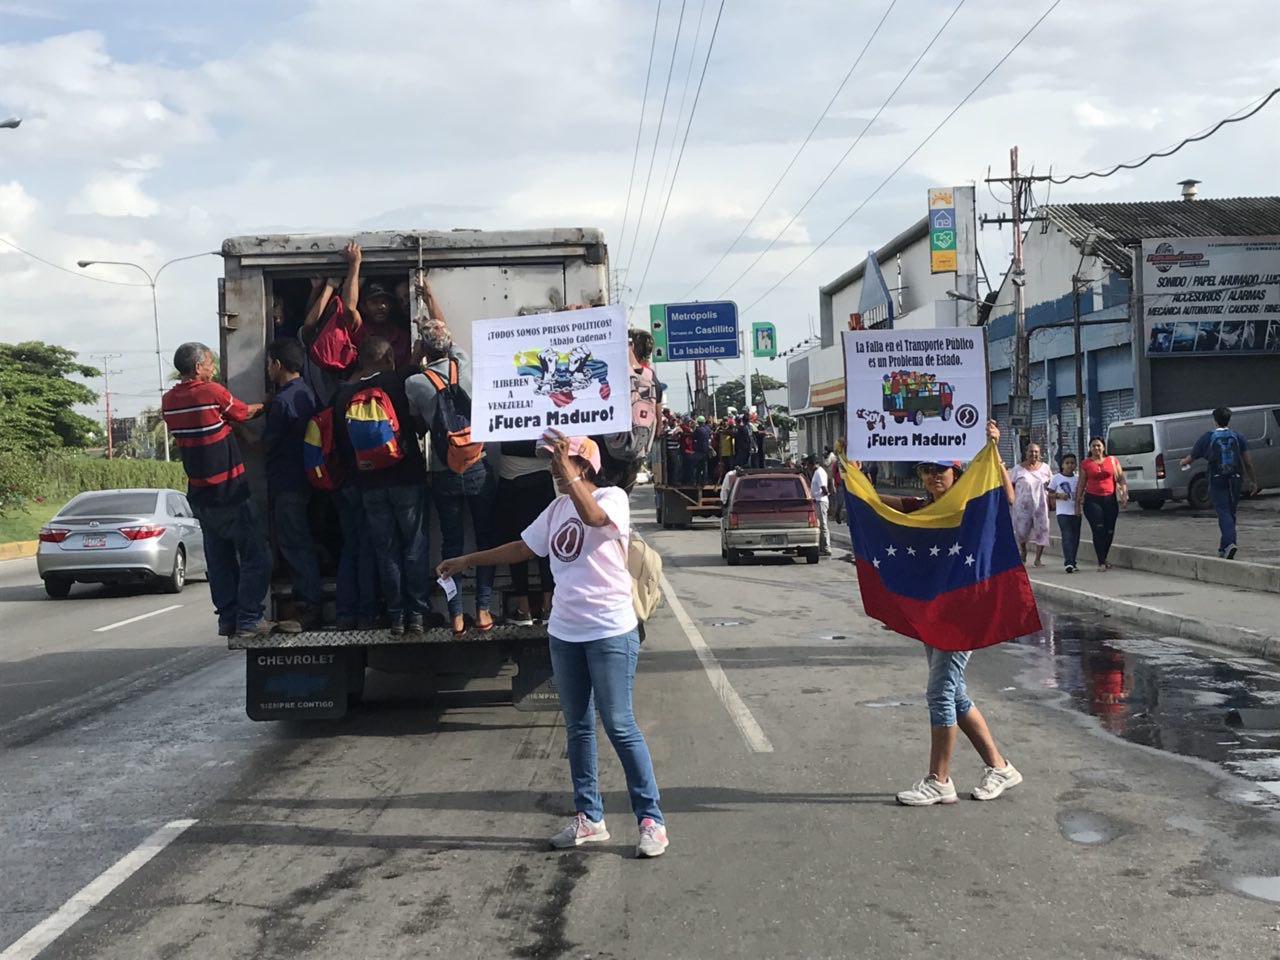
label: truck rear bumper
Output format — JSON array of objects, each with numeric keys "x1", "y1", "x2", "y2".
[{"x1": 724, "y1": 530, "x2": 820, "y2": 551}]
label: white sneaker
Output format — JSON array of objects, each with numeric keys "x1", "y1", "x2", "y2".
[
  {"x1": 636, "y1": 817, "x2": 669, "y2": 858},
  {"x1": 549, "y1": 813, "x2": 609, "y2": 849},
  {"x1": 896, "y1": 775, "x2": 957, "y2": 806},
  {"x1": 972, "y1": 762, "x2": 1023, "y2": 800}
]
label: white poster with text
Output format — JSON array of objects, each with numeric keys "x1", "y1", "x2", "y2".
[
  {"x1": 842, "y1": 328, "x2": 988, "y2": 461},
  {"x1": 470, "y1": 304, "x2": 632, "y2": 442}
]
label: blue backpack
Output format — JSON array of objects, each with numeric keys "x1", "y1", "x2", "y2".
[{"x1": 1207, "y1": 429, "x2": 1241, "y2": 479}]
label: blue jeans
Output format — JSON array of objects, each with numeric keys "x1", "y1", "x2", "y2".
[
  {"x1": 431, "y1": 461, "x2": 497, "y2": 617},
  {"x1": 272, "y1": 490, "x2": 322, "y2": 608},
  {"x1": 1210, "y1": 475, "x2": 1242, "y2": 554},
  {"x1": 362, "y1": 484, "x2": 429, "y2": 622},
  {"x1": 1057, "y1": 514, "x2": 1082, "y2": 569},
  {"x1": 549, "y1": 630, "x2": 663, "y2": 825},
  {"x1": 925, "y1": 646, "x2": 973, "y2": 727},
  {"x1": 334, "y1": 484, "x2": 376, "y2": 622},
  {"x1": 192, "y1": 499, "x2": 271, "y2": 632}
]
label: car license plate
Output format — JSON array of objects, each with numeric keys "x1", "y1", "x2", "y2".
[
  {"x1": 82, "y1": 536, "x2": 108, "y2": 548},
  {"x1": 763, "y1": 534, "x2": 785, "y2": 545}
]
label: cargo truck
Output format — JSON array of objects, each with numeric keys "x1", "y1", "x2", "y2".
[{"x1": 217, "y1": 228, "x2": 608, "y2": 720}]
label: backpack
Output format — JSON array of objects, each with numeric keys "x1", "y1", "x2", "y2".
[
  {"x1": 302, "y1": 407, "x2": 346, "y2": 490},
  {"x1": 308, "y1": 294, "x2": 358, "y2": 372},
  {"x1": 616, "y1": 532, "x2": 664, "y2": 623},
  {"x1": 1207, "y1": 429, "x2": 1241, "y2": 478},
  {"x1": 603, "y1": 361, "x2": 660, "y2": 462},
  {"x1": 422, "y1": 359, "x2": 484, "y2": 474},
  {"x1": 345, "y1": 385, "x2": 403, "y2": 471}
]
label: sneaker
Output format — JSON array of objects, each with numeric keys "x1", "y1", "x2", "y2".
[
  {"x1": 403, "y1": 616, "x2": 424, "y2": 636},
  {"x1": 233, "y1": 619, "x2": 301, "y2": 640},
  {"x1": 388, "y1": 621, "x2": 405, "y2": 637},
  {"x1": 636, "y1": 818, "x2": 669, "y2": 858},
  {"x1": 509, "y1": 611, "x2": 535, "y2": 627},
  {"x1": 549, "y1": 813, "x2": 609, "y2": 849},
  {"x1": 1226, "y1": 544, "x2": 1238, "y2": 560},
  {"x1": 972, "y1": 762, "x2": 1023, "y2": 801},
  {"x1": 1065, "y1": 564, "x2": 1076, "y2": 574},
  {"x1": 896, "y1": 775, "x2": 958, "y2": 806}
]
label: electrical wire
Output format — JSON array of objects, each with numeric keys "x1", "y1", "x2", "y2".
[
  {"x1": 719, "y1": 0, "x2": 969, "y2": 300},
  {"x1": 1050, "y1": 87, "x2": 1280, "y2": 184},
  {"x1": 682, "y1": 0, "x2": 899, "y2": 300},
  {"x1": 617, "y1": 0, "x2": 689, "y2": 276},
  {"x1": 0, "y1": 236, "x2": 149, "y2": 287},
  {"x1": 741, "y1": 0, "x2": 1064, "y2": 317},
  {"x1": 613, "y1": 0, "x2": 664, "y2": 299},
  {"x1": 629, "y1": 0, "x2": 727, "y2": 311}
]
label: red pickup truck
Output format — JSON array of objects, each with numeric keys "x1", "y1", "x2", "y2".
[{"x1": 719, "y1": 468, "x2": 821, "y2": 566}]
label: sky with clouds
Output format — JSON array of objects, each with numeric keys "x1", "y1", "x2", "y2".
[{"x1": 1, "y1": 0, "x2": 1278, "y2": 418}]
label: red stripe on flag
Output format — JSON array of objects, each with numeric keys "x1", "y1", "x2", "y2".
[{"x1": 854, "y1": 558, "x2": 1041, "y2": 651}]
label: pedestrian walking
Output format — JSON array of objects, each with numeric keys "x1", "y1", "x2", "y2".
[
  {"x1": 436, "y1": 432, "x2": 668, "y2": 859},
  {"x1": 1010, "y1": 442, "x2": 1052, "y2": 567},
  {"x1": 859, "y1": 421, "x2": 1024, "y2": 806},
  {"x1": 1076, "y1": 437, "x2": 1127, "y2": 571},
  {"x1": 1048, "y1": 454, "x2": 1081, "y2": 573},
  {"x1": 1180, "y1": 406, "x2": 1258, "y2": 559}
]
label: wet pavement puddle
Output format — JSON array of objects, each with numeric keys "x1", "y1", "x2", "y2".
[
  {"x1": 1056, "y1": 809, "x2": 1127, "y2": 845},
  {"x1": 1230, "y1": 875, "x2": 1280, "y2": 904},
  {"x1": 1009, "y1": 612, "x2": 1280, "y2": 811}
]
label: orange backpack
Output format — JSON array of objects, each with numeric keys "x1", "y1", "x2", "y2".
[{"x1": 422, "y1": 359, "x2": 484, "y2": 474}]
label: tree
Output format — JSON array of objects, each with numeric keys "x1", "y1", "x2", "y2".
[
  {"x1": 713, "y1": 373, "x2": 787, "y2": 415},
  {"x1": 0, "y1": 342, "x2": 101, "y2": 454}
]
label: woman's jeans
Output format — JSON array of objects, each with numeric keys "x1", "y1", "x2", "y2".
[
  {"x1": 1082, "y1": 493, "x2": 1119, "y2": 565},
  {"x1": 549, "y1": 630, "x2": 663, "y2": 825},
  {"x1": 925, "y1": 646, "x2": 973, "y2": 727},
  {"x1": 1057, "y1": 514, "x2": 1082, "y2": 569},
  {"x1": 431, "y1": 460, "x2": 497, "y2": 617}
]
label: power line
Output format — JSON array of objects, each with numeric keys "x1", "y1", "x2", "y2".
[
  {"x1": 1050, "y1": 87, "x2": 1280, "y2": 184},
  {"x1": 740, "y1": 0, "x2": 1064, "y2": 317},
  {"x1": 629, "y1": 0, "x2": 727, "y2": 312},
  {"x1": 0, "y1": 236, "x2": 149, "y2": 287},
  {"x1": 719, "y1": 0, "x2": 969, "y2": 300},
  {"x1": 613, "y1": 0, "x2": 665, "y2": 298},
  {"x1": 617, "y1": 0, "x2": 689, "y2": 276},
  {"x1": 683, "y1": 0, "x2": 899, "y2": 300}
]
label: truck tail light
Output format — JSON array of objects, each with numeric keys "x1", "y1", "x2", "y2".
[
  {"x1": 38, "y1": 527, "x2": 70, "y2": 543},
  {"x1": 1155, "y1": 453, "x2": 1165, "y2": 480},
  {"x1": 120, "y1": 525, "x2": 166, "y2": 541},
  {"x1": 729, "y1": 513, "x2": 739, "y2": 529},
  {"x1": 807, "y1": 509, "x2": 817, "y2": 527}
]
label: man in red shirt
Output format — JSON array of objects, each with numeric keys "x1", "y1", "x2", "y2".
[{"x1": 162, "y1": 342, "x2": 298, "y2": 639}]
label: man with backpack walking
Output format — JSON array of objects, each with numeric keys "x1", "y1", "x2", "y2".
[{"x1": 1181, "y1": 406, "x2": 1258, "y2": 559}]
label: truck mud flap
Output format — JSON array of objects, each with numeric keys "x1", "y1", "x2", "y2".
[
  {"x1": 246, "y1": 647, "x2": 351, "y2": 721},
  {"x1": 512, "y1": 645, "x2": 560, "y2": 712}
]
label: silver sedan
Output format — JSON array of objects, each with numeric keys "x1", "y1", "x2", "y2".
[{"x1": 36, "y1": 488, "x2": 208, "y2": 599}]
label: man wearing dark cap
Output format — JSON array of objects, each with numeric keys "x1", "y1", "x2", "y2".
[{"x1": 343, "y1": 241, "x2": 412, "y2": 367}]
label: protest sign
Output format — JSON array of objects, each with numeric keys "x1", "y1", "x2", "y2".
[
  {"x1": 842, "y1": 328, "x2": 988, "y2": 461},
  {"x1": 470, "y1": 304, "x2": 632, "y2": 442}
]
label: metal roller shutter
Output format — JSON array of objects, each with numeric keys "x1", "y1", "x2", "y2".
[
  {"x1": 1057, "y1": 396, "x2": 1081, "y2": 458},
  {"x1": 1031, "y1": 399, "x2": 1048, "y2": 450},
  {"x1": 1099, "y1": 389, "x2": 1136, "y2": 434},
  {"x1": 992, "y1": 403, "x2": 1015, "y2": 463}
]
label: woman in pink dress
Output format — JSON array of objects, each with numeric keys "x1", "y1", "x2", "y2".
[{"x1": 1010, "y1": 443, "x2": 1052, "y2": 566}]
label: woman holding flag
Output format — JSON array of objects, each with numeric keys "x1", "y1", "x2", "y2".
[{"x1": 843, "y1": 420, "x2": 1039, "y2": 807}]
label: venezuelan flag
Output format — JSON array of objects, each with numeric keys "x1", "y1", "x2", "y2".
[{"x1": 841, "y1": 442, "x2": 1041, "y2": 651}]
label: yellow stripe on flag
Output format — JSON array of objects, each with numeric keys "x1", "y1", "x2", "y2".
[{"x1": 837, "y1": 441, "x2": 1006, "y2": 530}]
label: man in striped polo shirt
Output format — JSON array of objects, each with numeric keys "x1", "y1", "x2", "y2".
[{"x1": 162, "y1": 342, "x2": 298, "y2": 640}]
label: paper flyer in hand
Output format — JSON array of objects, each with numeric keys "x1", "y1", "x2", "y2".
[{"x1": 470, "y1": 304, "x2": 632, "y2": 442}]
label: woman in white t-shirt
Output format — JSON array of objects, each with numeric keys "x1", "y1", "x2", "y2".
[{"x1": 437, "y1": 431, "x2": 668, "y2": 859}]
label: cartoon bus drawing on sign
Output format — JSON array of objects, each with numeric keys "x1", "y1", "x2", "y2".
[{"x1": 881, "y1": 371, "x2": 955, "y2": 425}]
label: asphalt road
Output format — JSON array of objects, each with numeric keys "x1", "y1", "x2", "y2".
[{"x1": 4, "y1": 499, "x2": 1280, "y2": 960}]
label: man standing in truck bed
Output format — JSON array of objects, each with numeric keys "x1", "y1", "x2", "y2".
[{"x1": 163, "y1": 342, "x2": 299, "y2": 640}]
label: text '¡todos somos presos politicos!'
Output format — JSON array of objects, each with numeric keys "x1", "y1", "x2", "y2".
[
  {"x1": 486, "y1": 319, "x2": 613, "y2": 342},
  {"x1": 854, "y1": 335, "x2": 975, "y2": 370}
]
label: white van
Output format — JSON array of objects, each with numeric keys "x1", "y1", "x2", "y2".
[{"x1": 1106, "y1": 405, "x2": 1280, "y2": 510}]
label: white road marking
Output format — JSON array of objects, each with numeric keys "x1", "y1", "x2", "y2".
[
  {"x1": 0, "y1": 819, "x2": 196, "y2": 960},
  {"x1": 93, "y1": 604, "x2": 183, "y2": 633},
  {"x1": 657, "y1": 572, "x2": 774, "y2": 754}
]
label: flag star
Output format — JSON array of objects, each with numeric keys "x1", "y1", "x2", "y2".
[
  {"x1": 872, "y1": 557, "x2": 881, "y2": 569},
  {"x1": 929, "y1": 545, "x2": 940, "y2": 557},
  {"x1": 965, "y1": 554, "x2": 976, "y2": 567},
  {"x1": 949, "y1": 542, "x2": 962, "y2": 556},
  {"x1": 907, "y1": 546, "x2": 916, "y2": 557},
  {"x1": 885, "y1": 545, "x2": 897, "y2": 557}
]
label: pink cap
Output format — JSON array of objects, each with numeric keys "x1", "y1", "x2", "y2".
[{"x1": 539, "y1": 434, "x2": 602, "y2": 473}]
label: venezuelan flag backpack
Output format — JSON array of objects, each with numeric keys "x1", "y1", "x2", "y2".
[
  {"x1": 302, "y1": 407, "x2": 346, "y2": 490},
  {"x1": 345, "y1": 385, "x2": 403, "y2": 471}
]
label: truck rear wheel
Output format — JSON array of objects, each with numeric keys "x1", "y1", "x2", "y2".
[
  {"x1": 804, "y1": 547, "x2": 820, "y2": 564},
  {"x1": 726, "y1": 548, "x2": 741, "y2": 566}
]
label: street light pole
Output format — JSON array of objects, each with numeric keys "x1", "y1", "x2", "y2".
[
  {"x1": 1070, "y1": 233, "x2": 1099, "y2": 460},
  {"x1": 77, "y1": 252, "x2": 219, "y2": 461}
]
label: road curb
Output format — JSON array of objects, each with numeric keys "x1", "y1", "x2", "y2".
[
  {"x1": 1027, "y1": 576, "x2": 1280, "y2": 661},
  {"x1": 0, "y1": 540, "x2": 37, "y2": 561},
  {"x1": 1044, "y1": 535, "x2": 1280, "y2": 594}
]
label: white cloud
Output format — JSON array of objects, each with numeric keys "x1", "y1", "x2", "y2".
[
  {"x1": 0, "y1": 181, "x2": 38, "y2": 229},
  {"x1": 71, "y1": 172, "x2": 160, "y2": 218}
]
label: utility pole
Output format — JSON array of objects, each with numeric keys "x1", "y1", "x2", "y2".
[{"x1": 93, "y1": 354, "x2": 122, "y2": 460}]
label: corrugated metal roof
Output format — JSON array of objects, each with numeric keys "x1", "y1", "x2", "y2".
[{"x1": 1038, "y1": 197, "x2": 1280, "y2": 275}]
